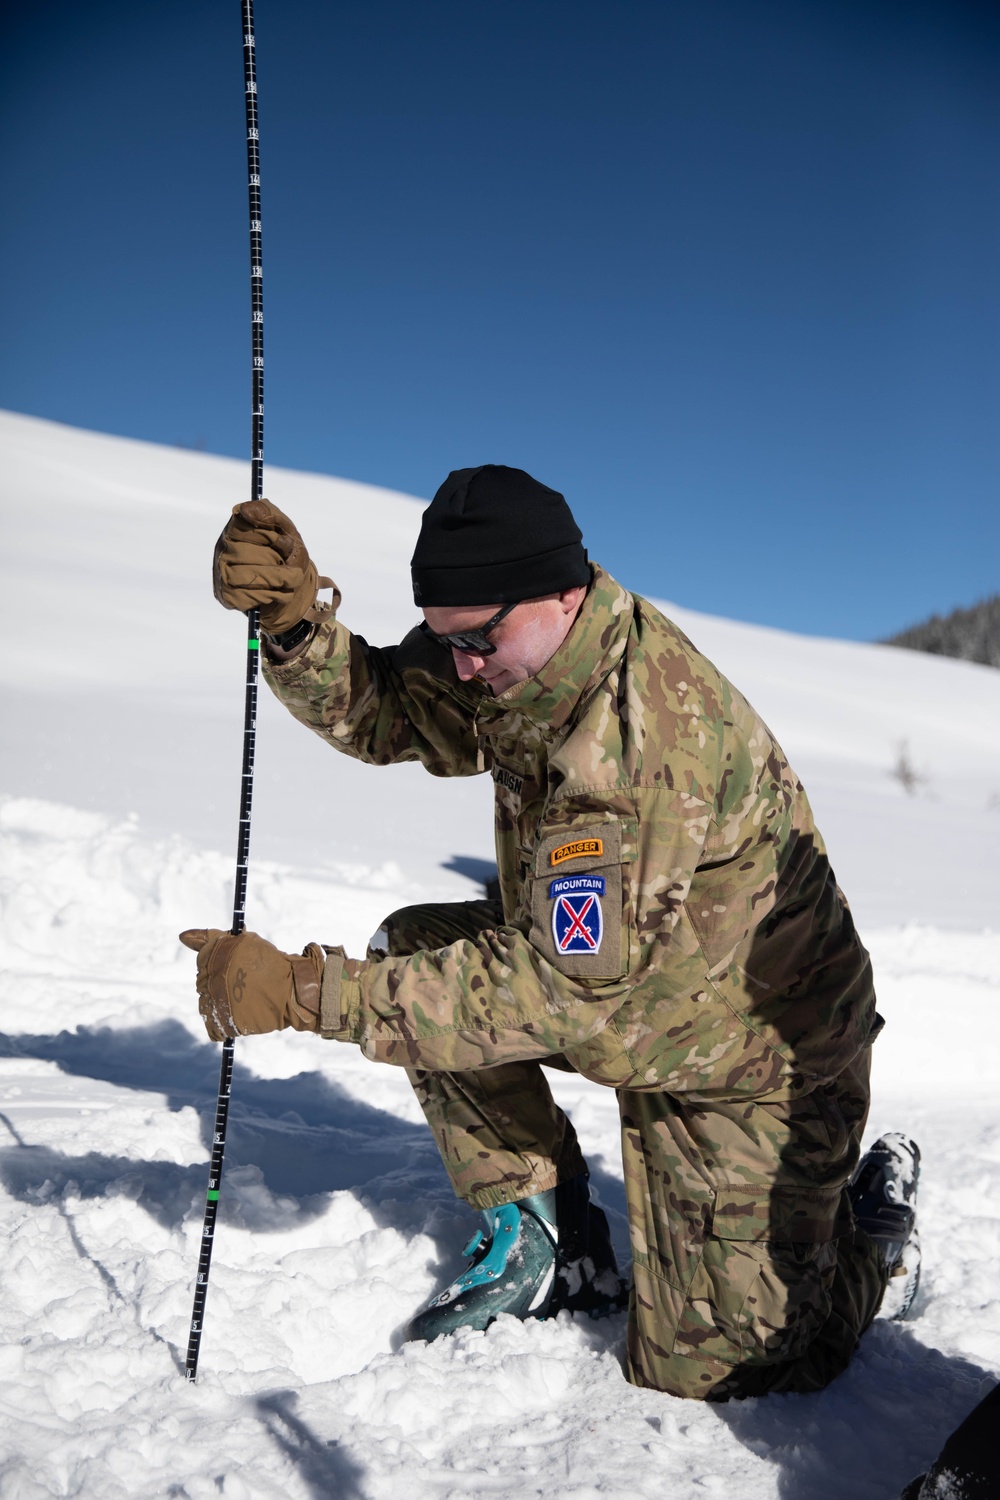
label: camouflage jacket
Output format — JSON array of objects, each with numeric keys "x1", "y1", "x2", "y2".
[{"x1": 264, "y1": 565, "x2": 877, "y2": 1112}]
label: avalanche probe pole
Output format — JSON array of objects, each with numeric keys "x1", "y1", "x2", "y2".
[{"x1": 185, "y1": 0, "x2": 265, "y2": 1383}]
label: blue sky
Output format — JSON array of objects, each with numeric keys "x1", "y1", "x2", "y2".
[{"x1": 2, "y1": 0, "x2": 997, "y2": 639}]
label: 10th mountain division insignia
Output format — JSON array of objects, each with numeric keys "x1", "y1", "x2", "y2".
[{"x1": 550, "y1": 874, "x2": 605, "y2": 955}]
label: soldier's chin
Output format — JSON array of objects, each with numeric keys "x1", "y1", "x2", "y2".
[{"x1": 479, "y1": 666, "x2": 526, "y2": 694}]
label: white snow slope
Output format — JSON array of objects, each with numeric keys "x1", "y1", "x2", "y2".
[{"x1": 1, "y1": 409, "x2": 998, "y2": 1499}]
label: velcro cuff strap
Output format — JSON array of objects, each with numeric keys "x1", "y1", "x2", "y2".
[
  {"x1": 289, "y1": 945, "x2": 324, "y2": 1028},
  {"x1": 303, "y1": 577, "x2": 335, "y2": 623},
  {"x1": 319, "y1": 947, "x2": 362, "y2": 1039}
]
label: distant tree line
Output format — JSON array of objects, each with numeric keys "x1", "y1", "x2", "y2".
[{"x1": 882, "y1": 595, "x2": 1000, "y2": 669}]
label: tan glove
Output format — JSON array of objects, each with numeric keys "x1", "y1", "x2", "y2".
[
  {"x1": 212, "y1": 499, "x2": 333, "y2": 636},
  {"x1": 179, "y1": 928, "x2": 326, "y2": 1041}
]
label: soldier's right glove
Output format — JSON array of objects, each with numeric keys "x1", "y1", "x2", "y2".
[
  {"x1": 179, "y1": 928, "x2": 326, "y2": 1041},
  {"x1": 212, "y1": 499, "x2": 334, "y2": 636}
]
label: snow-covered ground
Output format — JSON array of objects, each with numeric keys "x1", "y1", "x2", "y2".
[{"x1": 1, "y1": 409, "x2": 998, "y2": 1498}]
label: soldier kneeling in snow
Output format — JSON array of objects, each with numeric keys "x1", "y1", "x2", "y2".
[{"x1": 182, "y1": 465, "x2": 919, "y2": 1399}]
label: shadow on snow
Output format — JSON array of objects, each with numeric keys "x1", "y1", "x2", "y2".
[
  {"x1": 0, "y1": 1019, "x2": 451, "y2": 1227},
  {"x1": 0, "y1": 1017, "x2": 628, "y2": 1275},
  {"x1": 255, "y1": 1391, "x2": 368, "y2": 1500},
  {"x1": 715, "y1": 1321, "x2": 994, "y2": 1500}
]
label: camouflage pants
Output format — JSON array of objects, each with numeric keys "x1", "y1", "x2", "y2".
[{"x1": 378, "y1": 900, "x2": 888, "y2": 1400}]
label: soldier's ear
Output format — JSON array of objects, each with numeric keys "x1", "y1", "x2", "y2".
[{"x1": 558, "y1": 585, "x2": 587, "y2": 614}]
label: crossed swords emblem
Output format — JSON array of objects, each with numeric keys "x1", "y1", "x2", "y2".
[{"x1": 555, "y1": 893, "x2": 599, "y2": 951}]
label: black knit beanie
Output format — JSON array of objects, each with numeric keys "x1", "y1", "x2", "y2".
[{"x1": 411, "y1": 465, "x2": 590, "y2": 606}]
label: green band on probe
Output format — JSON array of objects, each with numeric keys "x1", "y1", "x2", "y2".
[
  {"x1": 248, "y1": 639, "x2": 260, "y2": 650},
  {"x1": 206, "y1": 1190, "x2": 220, "y2": 1201}
]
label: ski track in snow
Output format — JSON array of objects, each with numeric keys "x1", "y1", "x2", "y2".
[{"x1": 1, "y1": 412, "x2": 999, "y2": 1498}]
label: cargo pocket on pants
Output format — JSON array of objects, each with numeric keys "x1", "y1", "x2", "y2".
[{"x1": 672, "y1": 1236, "x2": 838, "y2": 1369}]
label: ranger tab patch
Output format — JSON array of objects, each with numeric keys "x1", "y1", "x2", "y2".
[
  {"x1": 550, "y1": 837, "x2": 603, "y2": 867},
  {"x1": 550, "y1": 874, "x2": 605, "y2": 955}
]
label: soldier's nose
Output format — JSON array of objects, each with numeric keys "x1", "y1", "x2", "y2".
[{"x1": 452, "y1": 649, "x2": 486, "y2": 679}]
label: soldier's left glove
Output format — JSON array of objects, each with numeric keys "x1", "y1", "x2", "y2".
[
  {"x1": 179, "y1": 928, "x2": 325, "y2": 1042},
  {"x1": 212, "y1": 499, "x2": 334, "y2": 636}
]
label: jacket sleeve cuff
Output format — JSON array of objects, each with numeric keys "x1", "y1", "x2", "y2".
[
  {"x1": 319, "y1": 946, "x2": 364, "y2": 1040},
  {"x1": 262, "y1": 616, "x2": 337, "y2": 684}
]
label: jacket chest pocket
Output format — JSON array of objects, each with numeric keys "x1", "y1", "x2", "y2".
[{"x1": 529, "y1": 820, "x2": 631, "y2": 981}]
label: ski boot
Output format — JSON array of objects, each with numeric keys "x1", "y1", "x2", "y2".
[
  {"x1": 848, "y1": 1132, "x2": 921, "y2": 1319},
  {"x1": 406, "y1": 1173, "x2": 628, "y2": 1343}
]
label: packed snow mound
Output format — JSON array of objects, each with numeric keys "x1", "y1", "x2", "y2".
[{"x1": 1, "y1": 410, "x2": 999, "y2": 1496}]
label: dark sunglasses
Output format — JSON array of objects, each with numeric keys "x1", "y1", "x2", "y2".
[{"x1": 420, "y1": 600, "x2": 520, "y2": 656}]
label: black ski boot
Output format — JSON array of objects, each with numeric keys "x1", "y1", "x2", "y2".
[
  {"x1": 848, "y1": 1132, "x2": 921, "y2": 1319},
  {"x1": 549, "y1": 1173, "x2": 630, "y2": 1317},
  {"x1": 406, "y1": 1173, "x2": 628, "y2": 1343}
]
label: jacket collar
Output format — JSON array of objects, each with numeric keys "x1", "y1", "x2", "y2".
[{"x1": 474, "y1": 564, "x2": 633, "y2": 736}]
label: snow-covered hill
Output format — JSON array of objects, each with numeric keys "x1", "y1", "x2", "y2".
[{"x1": 1, "y1": 410, "x2": 998, "y2": 1498}]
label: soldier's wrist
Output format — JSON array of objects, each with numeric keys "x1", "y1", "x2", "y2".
[{"x1": 264, "y1": 618, "x2": 316, "y2": 660}]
